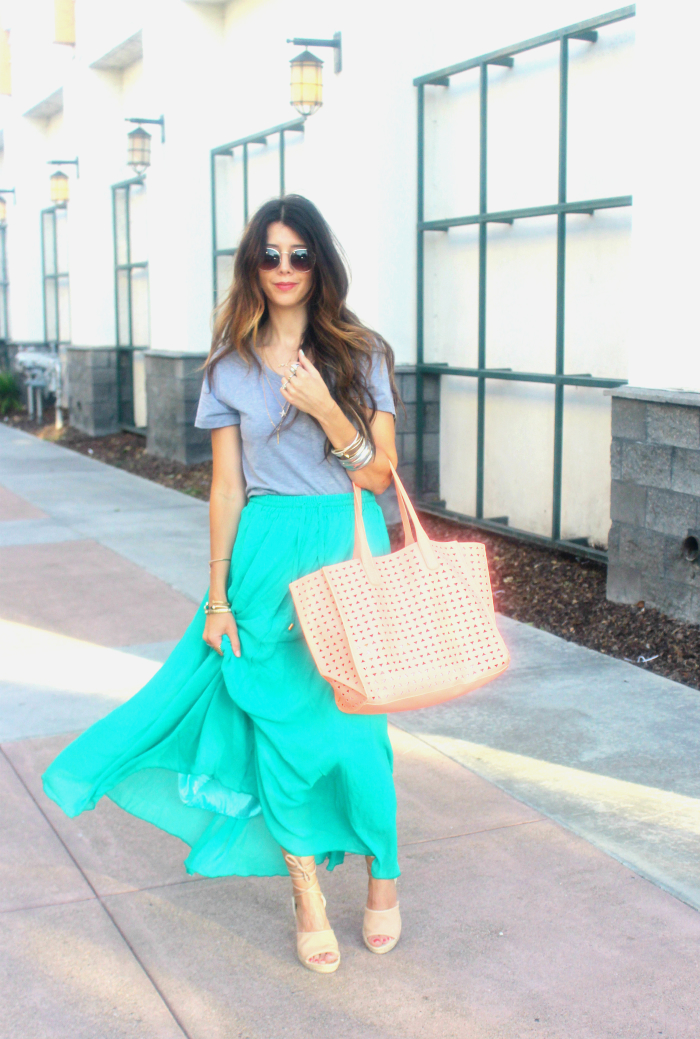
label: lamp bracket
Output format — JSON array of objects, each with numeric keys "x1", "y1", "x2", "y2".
[
  {"x1": 287, "y1": 31, "x2": 342, "y2": 73},
  {"x1": 125, "y1": 116, "x2": 166, "y2": 144},
  {"x1": 568, "y1": 30, "x2": 598, "y2": 41},
  {"x1": 48, "y1": 158, "x2": 80, "y2": 179},
  {"x1": 0, "y1": 187, "x2": 16, "y2": 200}
]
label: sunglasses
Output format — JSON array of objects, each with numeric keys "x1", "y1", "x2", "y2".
[{"x1": 259, "y1": 247, "x2": 315, "y2": 273}]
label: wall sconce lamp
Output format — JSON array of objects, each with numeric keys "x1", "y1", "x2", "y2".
[
  {"x1": 47, "y1": 159, "x2": 78, "y2": 204},
  {"x1": 124, "y1": 116, "x2": 165, "y2": 176},
  {"x1": 287, "y1": 32, "x2": 341, "y2": 116},
  {"x1": 0, "y1": 187, "x2": 15, "y2": 222},
  {"x1": 49, "y1": 170, "x2": 70, "y2": 204}
]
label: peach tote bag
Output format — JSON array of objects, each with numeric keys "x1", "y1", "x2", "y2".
[{"x1": 289, "y1": 463, "x2": 510, "y2": 714}]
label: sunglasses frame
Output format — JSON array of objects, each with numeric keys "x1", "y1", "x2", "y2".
[{"x1": 259, "y1": 247, "x2": 315, "y2": 273}]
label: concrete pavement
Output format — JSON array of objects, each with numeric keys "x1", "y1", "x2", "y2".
[{"x1": 1, "y1": 422, "x2": 699, "y2": 1038}]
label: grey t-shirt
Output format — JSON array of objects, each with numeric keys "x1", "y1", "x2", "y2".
[{"x1": 194, "y1": 348, "x2": 396, "y2": 497}]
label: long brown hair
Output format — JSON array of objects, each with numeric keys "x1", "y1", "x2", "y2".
[{"x1": 206, "y1": 194, "x2": 401, "y2": 453}]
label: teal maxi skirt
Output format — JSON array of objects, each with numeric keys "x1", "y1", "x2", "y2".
[{"x1": 42, "y1": 489, "x2": 400, "y2": 880}]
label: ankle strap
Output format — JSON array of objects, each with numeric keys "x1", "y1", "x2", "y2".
[{"x1": 284, "y1": 852, "x2": 321, "y2": 896}]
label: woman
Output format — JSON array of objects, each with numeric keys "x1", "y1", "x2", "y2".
[{"x1": 42, "y1": 194, "x2": 402, "y2": 975}]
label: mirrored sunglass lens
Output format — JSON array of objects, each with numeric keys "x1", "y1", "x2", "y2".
[
  {"x1": 260, "y1": 249, "x2": 280, "y2": 270},
  {"x1": 290, "y1": 250, "x2": 312, "y2": 271}
]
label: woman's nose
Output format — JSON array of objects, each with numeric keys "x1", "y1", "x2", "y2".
[{"x1": 278, "y1": 252, "x2": 292, "y2": 274}]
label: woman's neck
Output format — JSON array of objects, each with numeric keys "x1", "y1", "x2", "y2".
[{"x1": 259, "y1": 303, "x2": 308, "y2": 357}]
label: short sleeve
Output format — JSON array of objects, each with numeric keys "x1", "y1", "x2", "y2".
[
  {"x1": 194, "y1": 369, "x2": 241, "y2": 429},
  {"x1": 366, "y1": 347, "x2": 396, "y2": 416}
]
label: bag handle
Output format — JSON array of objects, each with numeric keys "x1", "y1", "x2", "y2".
[
  {"x1": 352, "y1": 467, "x2": 415, "y2": 558},
  {"x1": 352, "y1": 462, "x2": 440, "y2": 583}
]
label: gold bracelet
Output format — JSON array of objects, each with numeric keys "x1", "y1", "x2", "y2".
[
  {"x1": 331, "y1": 431, "x2": 363, "y2": 459},
  {"x1": 204, "y1": 601, "x2": 232, "y2": 615},
  {"x1": 209, "y1": 558, "x2": 230, "y2": 566}
]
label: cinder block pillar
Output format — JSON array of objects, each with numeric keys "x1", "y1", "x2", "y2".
[
  {"x1": 145, "y1": 350, "x2": 211, "y2": 465},
  {"x1": 394, "y1": 366, "x2": 440, "y2": 500},
  {"x1": 607, "y1": 387, "x2": 700, "y2": 623},
  {"x1": 66, "y1": 346, "x2": 119, "y2": 436},
  {"x1": 377, "y1": 364, "x2": 441, "y2": 525}
]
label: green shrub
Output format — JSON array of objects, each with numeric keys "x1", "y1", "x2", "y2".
[{"x1": 0, "y1": 370, "x2": 22, "y2": 416}]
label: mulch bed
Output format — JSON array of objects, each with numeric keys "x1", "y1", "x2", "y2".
[{"x1": 7, "y1": 408, "x2": 699, "y2": 691}]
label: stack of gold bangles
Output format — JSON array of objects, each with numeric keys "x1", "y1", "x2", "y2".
[
  {"x1": 205, "y1": 557, "x2": 232, "y2": 615},
  {"x1": 331, "y1": 430, "x2": 375, "y2": 471}
]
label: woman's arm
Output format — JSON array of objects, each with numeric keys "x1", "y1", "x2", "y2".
[
  {"x1": 280, "y1": 350, "x2": 398, "y2": 495},
  {"x1": 203, "y1": 425, "x2": 247, "y2": 656},
  {"x1": 317, "y1": 407, "x2": 397, "y2": 495}
]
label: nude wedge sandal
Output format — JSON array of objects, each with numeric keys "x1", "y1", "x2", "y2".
[
  {"x1": 284, "y1": 852, "x2": 340, "y2": 974},
  {"x1": 363, "y1": 869, "x2": 401, "y2": 954},
  {"x1": 363, "y1": 902, "x2": 402, "y2": 954}
]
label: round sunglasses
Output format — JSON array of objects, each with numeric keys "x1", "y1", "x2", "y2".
[{"x1": 259, "y1": 247, "x2": 315, "y2": 273}]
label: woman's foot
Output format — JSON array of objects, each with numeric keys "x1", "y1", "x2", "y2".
[
  {"x1": 283, "y1": 851, "x2": 339, "y2": 968},
  {"x1": 293, "y1": 890, "x2": 339, "y2": 965},
  {"x1": 365, "y1": 855, "x2": 399, "y2": 949}
]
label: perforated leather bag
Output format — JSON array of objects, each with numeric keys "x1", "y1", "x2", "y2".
[{"x1": 289, "y1": 464, "x2": 510, "y2": 714}]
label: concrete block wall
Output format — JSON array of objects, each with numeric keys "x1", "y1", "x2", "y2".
[
  {"x1": 607, "y1": 387, "x2": 700, "y2": 624},
  {"x1": 393, "y1": 367, "x2": 441, "y2": 501},
  {"x1": 145, "y1": 351, "x2": 212, "y2": 466},
  {"x1": 66, "y1": 346, "x2": 119, "y2": 436}
]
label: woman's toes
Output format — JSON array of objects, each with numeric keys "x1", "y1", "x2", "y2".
[{"x1": 369, "y1": 935, "x2": 391, "y2": 946}]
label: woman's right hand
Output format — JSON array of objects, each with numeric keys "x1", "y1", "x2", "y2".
[{"x1": 203, "y1": 612, "x2": 241, "y2": 657}]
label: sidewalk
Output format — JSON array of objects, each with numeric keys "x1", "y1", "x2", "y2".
[{"x1": 1, "y1": 422, "x2": 699, "y2": 1039}]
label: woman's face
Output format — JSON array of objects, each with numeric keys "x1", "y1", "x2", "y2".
[{"x1": 257, "y1": 221, "x2": 314, "y2": 309}]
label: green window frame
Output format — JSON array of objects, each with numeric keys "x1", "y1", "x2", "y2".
[
  {"x1": 0, "y1": 221, "x2": 8, "y2": 340},
  {"x1": 112, "y1": 175, "x2": 149, "y2": 432},
  {"x1": 210, "y1": 118, "x2": 305, "y2": 305},
  {"x1": 414, "y1": 5, "x2": 635, "y2": 562},
  {"x1": 41, "y1": 205, "x2": 70, "y2": 345}
]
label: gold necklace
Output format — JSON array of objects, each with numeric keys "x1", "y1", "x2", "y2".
[
  {"x1": 257, "y1": 341, "x2": 302, "y2": 444},
  {"x1": 260, "y1": 367, "x2": 291, "y2": 444}
]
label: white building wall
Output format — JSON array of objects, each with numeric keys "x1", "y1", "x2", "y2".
[{"x1": 0, "y1": 0, "x2": 695, "y2": 546}]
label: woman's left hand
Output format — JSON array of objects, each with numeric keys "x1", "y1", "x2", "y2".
[{"x1": 279, "y1": 349, "x2": 335, "y2": 420}]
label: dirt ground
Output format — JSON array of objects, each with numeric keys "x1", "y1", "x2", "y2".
[{"x1": 8, "y1": 409, "x2": 699, "y2": 691}]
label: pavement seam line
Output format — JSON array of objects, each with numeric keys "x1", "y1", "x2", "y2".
[
  {"x1": 0, "y1": 746, "x2": 194, "y2": 1039},
  {"x1": 0, "y1": 895, "x2": 98, "y2": 916},
  {"x1": 0, "y1": 876, "x2": 205, "y2": 915},
  {"x1": 398, "y1": 817, "x2": 544, "y2": 848}
]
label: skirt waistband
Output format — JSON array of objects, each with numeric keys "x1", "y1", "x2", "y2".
[{"x1": 246, "y1": 488, "x2": 376, "y2": 510}]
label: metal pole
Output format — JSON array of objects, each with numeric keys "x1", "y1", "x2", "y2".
[
  {"x1": 415, "y1": 83, "x2": 425, "y2": 498},
  {"x1": 125, "y1": 186, "x2": 133, "y2": 349},
  {"x1": 40, "y1": 211, "x2": 48, "y2": 343},
  {"x1": 476, "y1": 62, "x2": 488, "y2": 519},
  {"x1": 125, "y1": 186, "x2": 135, "y2": 426},
  {"x1": 112, "y1": 186, "x2": 122, "y2": 425},
  {"x1": 552, "y1": 36, "x2": 568, "y2": 542},
  {"x1": 0, "y1": 227, "x2": 7, "y2": 338},
  {"x1": 52, "y1": 210, "x2": 60, "y2": 344}
]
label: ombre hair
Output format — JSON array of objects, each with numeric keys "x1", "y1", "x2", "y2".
[{"x1": 206, "y1": 194, "x2": 401, "y2": 452}]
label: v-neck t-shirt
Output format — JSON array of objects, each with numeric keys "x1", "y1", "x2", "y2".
[{"x1": 194, "y1": 348, "x2": 396, "y2": 497}]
